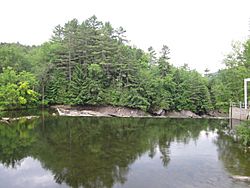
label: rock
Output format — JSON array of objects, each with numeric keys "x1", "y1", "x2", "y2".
[
  {"x1": 231, "y1": 175, "x2": 250, "y2": 181},
  {"x1": 161, "y1": 110, "x2": 228, "y2": 119},
  {"x1": 55, "y1": 106, "x2": 229, "y2": 119},
  {"x1": 152, "y1": 109, "x2": 165, "y2": 116},
  {"x1": 56, "y1": 106, "x2": 150, "y2": 117},
  {"x1": 165, "y1": 110, "x2": 201, "y2": 118},
  {"x1": 180, "y1": 110, "x2": 201, "y2": 118},
  {"x1": 201, "y1": 114, "x2": 210, "y2": 118},
  {"x1": 165, "y1": 111, "x2": 182, "y2": 117},
  {"x1": 208, "y1": 110, "x2": 228, "y2": 117}
]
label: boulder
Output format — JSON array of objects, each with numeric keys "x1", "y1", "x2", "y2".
[
  {"x1": 151, "y1": 109, "x2": 165, "y2": 116},
  {"x1": 180, "y1": 110, "x2": 201, "y2": 118},
  {"x1": 165, "y1": 110, "x2": 201, "y2": 118}
]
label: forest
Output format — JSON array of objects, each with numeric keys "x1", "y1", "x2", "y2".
[{"x1": 0, "y1": 16, "x2": 250, "y2": 114}]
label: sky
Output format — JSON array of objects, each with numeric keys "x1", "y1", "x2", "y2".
[{"x1": 0, "y1": 0, "x2": 250, "y2": 73}]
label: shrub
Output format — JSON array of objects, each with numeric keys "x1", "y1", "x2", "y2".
[{"x1": 236, "y1": 121, "x2": 250, "y2": 146}]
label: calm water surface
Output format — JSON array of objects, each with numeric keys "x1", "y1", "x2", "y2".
[{"x1": 0, "y1": 112, "x2": 249, "y2": 188}]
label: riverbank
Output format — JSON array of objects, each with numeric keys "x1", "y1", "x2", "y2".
[{"x1": 52, "y1": 105, "x2": 229, "y2": 119}]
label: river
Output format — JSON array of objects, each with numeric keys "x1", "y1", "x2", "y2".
[{"x1": 0, "y1": 110, "x2": 249, "y2": 188}]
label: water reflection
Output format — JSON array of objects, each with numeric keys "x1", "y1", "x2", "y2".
[
  {"x1": 32, "y1": 117, "x2": 207, "y2": 188},
  {"x1": 0, "y1": 157, "x2": 67, "y2": 188},
  {"x1": 0, "y1": 119, "x2": 37, "y2": 168},
  {"x1": 215, "y1": 129, "x2": 250, "y2": 177},
  {"x1": 0, "y1": 115, "x2": 249, "y2": 188}
]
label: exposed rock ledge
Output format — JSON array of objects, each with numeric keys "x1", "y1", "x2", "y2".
[
  {"x1": 53, "y1": 105, "x2": 229, "y2": 119},
  {"x1": 55, "y1": 105, "x2": 150, "y2": 117}
]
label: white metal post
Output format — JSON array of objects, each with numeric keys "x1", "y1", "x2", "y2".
[
  {"x1": 245, "y1": 79, "x2": 247, "y2": 109},
  {"x1": 244, "y1": 78, "x2": 250, "y2": 109}
]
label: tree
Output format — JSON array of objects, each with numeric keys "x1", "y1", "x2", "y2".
[
  {"x1": 148, "y1": 46, "x2": 157, "y2": 65},
  {"x1": 45, "y1": 70, "x2": 68, "y2": 104},
  {"x1": 2, "y1": 16, "x2": 236, "y2": 113},
  {"x1": 0, "y1": 67, "x2": 39, "y2": 109},
  {"x1": 160, "y1": 45, "x2": 170, "y2": 60},
  {"x1": 0, "y1": 43, "x2": 31, "y2": 72}
]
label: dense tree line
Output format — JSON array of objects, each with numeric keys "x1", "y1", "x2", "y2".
[{"x1": 0, "y1": 16, "x2": 249, "y2": 114}]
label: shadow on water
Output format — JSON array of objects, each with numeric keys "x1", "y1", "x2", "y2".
[{"x1": 0, "y1": 110, "x2": 249, "y2": 188}]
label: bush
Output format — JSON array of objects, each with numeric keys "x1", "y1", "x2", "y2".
[
  {"x1": 0, "y1": 67, "x2": 39, "y2": 109},
  {"x1": 236, "y1": 122, "x2": 250, "y2": 146}
]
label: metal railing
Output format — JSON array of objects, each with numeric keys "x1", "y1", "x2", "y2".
[{"x1": 230, "y1": 102, "x2": 250, "y2": 109}]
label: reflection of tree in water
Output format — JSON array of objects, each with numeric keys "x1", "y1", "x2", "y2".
[
  {"x1": 32, "y1": 118, "x2": 154, "y2": 187},
  {"x1": 0, "y1": 115, "x2": 220, "y2": 188},
  {"x1": 214, "y1": 129, "x2": 250, "y2": 176},
  {"x1": 0, "y1": 119, "x2": 37, "y2": 168}
]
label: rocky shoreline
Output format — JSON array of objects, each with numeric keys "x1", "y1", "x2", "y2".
[
  {"x1": 0, "y1": 106, "x2": 229, "y2": 124},
  {"x1": 53, "y1": 105, "x2": 229, "y2": 119}
]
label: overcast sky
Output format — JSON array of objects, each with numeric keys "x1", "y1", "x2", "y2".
[{"x1": 0, "y1": 0, "x2": 249, "y2": 73}]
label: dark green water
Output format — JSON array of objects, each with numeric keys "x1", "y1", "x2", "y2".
[{"x1": 0, "y1": 112, "x2": 250, "y2": 188}]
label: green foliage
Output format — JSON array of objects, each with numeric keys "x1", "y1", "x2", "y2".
[
  {"x1": 172, "y1": 68, "x2": 212, "y2": 114},
  {"x1": 182, "y1": 72, "x2": 211, "y2": 114},
  {"x1": 45, "y1": 70, "x2": 68, "y2": 104},
  {"x1": 208, "y1": 39, "x2": 250, "y2": 111},
  {"x1": 0, "y1": 119, "x2": 37, "y2": 167},
  {"x1": 236, "y1": 121, "x2": 250, "y2": 146},
  {"x1": 0, "y1": 43, "x2": 32, "y2": 72},
  {"x1": 39, "y1": 15, "x2": 214, "y2": 114},
  {"x1": 124, "y1": 88, "x2": 150, "y2": 111},
  {"x1": 4, "y1": 16, "x2": 250, "y2": 114},
  {"x1": 0, "y1": 67, "x2": 39, "y2": 109}
]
